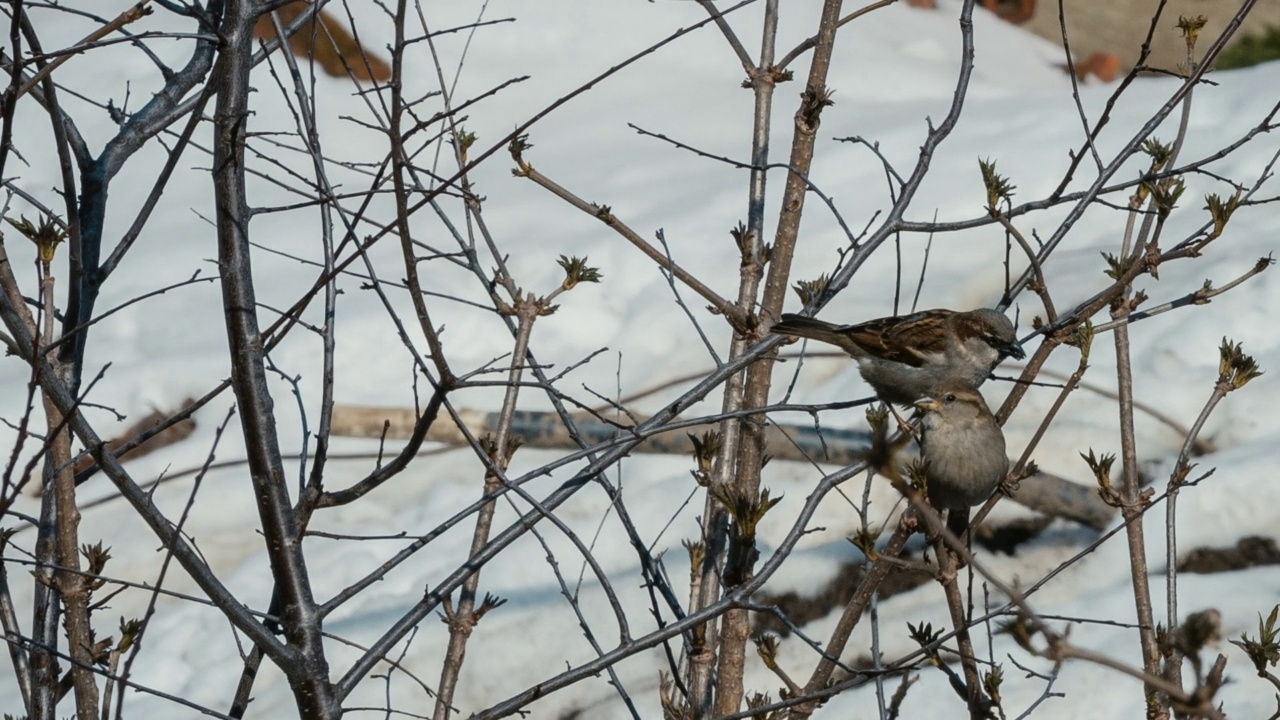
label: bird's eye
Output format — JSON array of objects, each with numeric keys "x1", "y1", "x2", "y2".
[{"x1": 944, "y1": 393, "x2": 957, "y2": 403}]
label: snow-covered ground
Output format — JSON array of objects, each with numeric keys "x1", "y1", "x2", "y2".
[{"x1": 2, "y1": 0, "x2": 1279, "y2": 717}]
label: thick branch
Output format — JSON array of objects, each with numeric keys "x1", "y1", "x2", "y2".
[
  {"x1": 718, "y1": 0, "x2": 844, "y2": 713},
  {"x1": 210, "y1": 0, "x2": 337, "y2": 715}
]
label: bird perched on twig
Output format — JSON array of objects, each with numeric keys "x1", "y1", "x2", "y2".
[
  {"x1": 915, "y1": 382, "x2": 1009, "y2": 539},
  {"x1": 771, "y1": 308, "x2": 1024, "y2": 405}
]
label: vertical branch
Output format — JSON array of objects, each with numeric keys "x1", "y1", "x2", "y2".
[
  {"x1": 307, "y1": 102, "x2": 337, "y2": 507},
  {"x1": 1161, "y1": 337, "x2": 1260, "y2": 702},
  {"x1": 0, "y1": 225, "x2": 55, "y2": 720},
  {"x1": 1157, "y1": 17, "x2": 1204, "y2": 697},
  {"x1": 744, "y1": 0, "x2": 781, "y2": 291},
  {"x1": 0, "y1": 528, "x2": 32, "y2": 714},
  {"x1": 408, "y1": 8, "x2": 541, "y2": 717},
  {"x1": 1110, "y1": 189, "x2": 1168, "y2": 717},
  {"x1": 690, "y1": 0, "x2": 782, "y2": 714},
  {"x1": 755, "y1": 0, "x2": 841, "y2": 322},
  {"x1": 224, "y1": 9, "x2": 345, "y2": 712},
  {"x1": 1163, "y1": 383, "x2": 1224, "y2": 673},
  {"x1": 1111, "y1": 315, "x2": 1161, "y2": 712},
  {"x1": 28, "y1": 262, "x2": 61, "y2": 720},
  {"x1": 712, "y1": 1, "x2": 843, "y2": 715},
  {"x1": 387, "y1": 0, "x2": 454, "y2": 386},
  {"x1": 28, "y1": 473, "x2": 58, "y2": 719},
  {"x1": 3, "y1": 216, "x2": 97, "y2": 718},
  {"x1": 211, "y1": 1, "x2": 338, "y2": 716},
  {"x1": 431, "y1": 306, "x2": 537, "y2": 720},
  {"x1": 936, "y1": 541, "x2": 985, "y2": 719},
  {"x1": 38, "y1": 252, "x2": 99, "y2": 719},
  {"x1": 1113, "y1": 21, "x2": 1202, "y2": 713},
  {"x1": 264, "y1": 8, "x2": 341, "y2": 502},
  {"x1": 0, "y1": 0, "x2": 25, "y2": 183}
]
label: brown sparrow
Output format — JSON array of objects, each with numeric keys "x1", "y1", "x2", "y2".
[
  {"x1": 915, "y1": 383, "x2": 1009, "y2": 538},
  {"x1": 771, "y1": 308, "x2": 1024, "y2": 405}
]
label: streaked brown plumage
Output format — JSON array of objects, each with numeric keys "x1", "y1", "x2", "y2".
[{"x1": 771, "y1": 308, "x2": 1024, "y2": 405}]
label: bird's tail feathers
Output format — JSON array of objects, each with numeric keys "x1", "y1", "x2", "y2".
[{"x1": 771, "y1": 314, "x2": 844, "y2": 342}]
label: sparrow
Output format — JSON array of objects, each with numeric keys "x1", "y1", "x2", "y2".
[
  {"x1": 914, "y1": 383, "x2": 1009, "y2": 538},
  {"x1": 771, "y1": 308, "x2": 1024, "y2": 405}
]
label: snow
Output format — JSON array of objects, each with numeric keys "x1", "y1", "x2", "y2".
[{"x1": 2, "y1": 0, "x2": 1280, "y2": 717}]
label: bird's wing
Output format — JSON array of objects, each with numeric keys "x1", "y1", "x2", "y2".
[{"x1": 845, "y1": 309, "x2": 953, "y2": 367}]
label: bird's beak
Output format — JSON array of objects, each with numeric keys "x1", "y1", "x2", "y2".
[
  {"x1": 1002, "y1": 339, "x2": 1026, "y2": 361},
  {"x1": 915, "y1": 397, "x2": 939, "y2": 413}
]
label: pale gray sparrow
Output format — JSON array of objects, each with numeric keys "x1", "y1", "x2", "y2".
[
  {"x1": 915, "y1": 383, "x2": 1009, "y2": 538},
  {"x1": 771, "y1": 308, "x2": 1024, "y2": 405}
]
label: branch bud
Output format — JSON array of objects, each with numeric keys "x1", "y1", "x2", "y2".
[
  {"x1": 6, "y1": 214, "x2": 67, "y2": 263},
  {"x1": 979, "y1": 158, "x2": 1017, "y2": 212},
  {"x1": 791, "y1": 273, "x2": 830, "y2": 306},
  {"x1": 688, "y1": 430, "x2": 721, "y2": 485},
  {"x1": 508, "y1": 133, "x2": 533, "y2": 176},
  {"x1": 1204, "y1": 189, "x2": 1242, "y2": 240},
  {"x1": 556, "y1": 255, "x2": 602, "y2": 291},
  {"x1": 1176, "y1": 15, "x2": 1208, "y2": 51},
  {"x1": 1217, "y1": 337, "x2": 1263, "y2": 390}
]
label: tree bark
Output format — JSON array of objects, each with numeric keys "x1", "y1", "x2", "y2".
[{"x1": 211, "y1": 1, "x2": 339, "y2": 716}]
